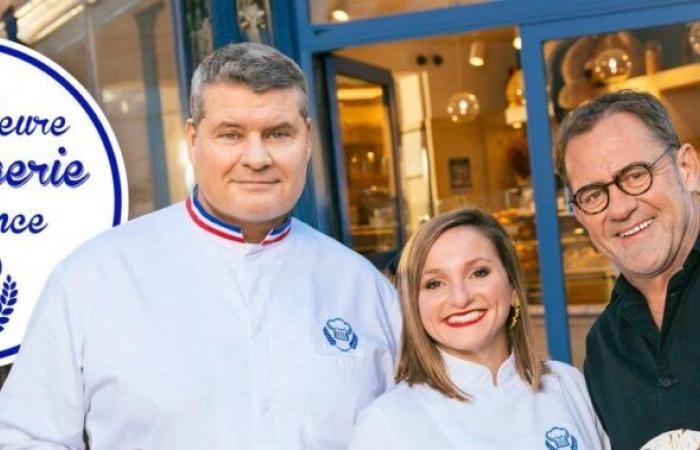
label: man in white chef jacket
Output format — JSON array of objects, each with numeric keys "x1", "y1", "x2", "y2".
[{"x1": 0, "y1": 42, "x2": 400, "y2": 449}]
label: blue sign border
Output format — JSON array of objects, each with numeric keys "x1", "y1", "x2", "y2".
[
  {"x1": 0, "y1": 345, "x2": 20, "y2": 359},
  {"x1": 0, "y1": 42, "x2": 125, "y2": 359}
]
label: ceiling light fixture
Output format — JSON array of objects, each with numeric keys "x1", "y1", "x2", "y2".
[
  {"x1": 592, "y1": 34, "x2": 632, "y2": 84},
  {"x1": 330, "y1": 0, "x2": 350, "y2": 22},
  {"x1": 689, "y1": 22, "x2": 700, "y2": 56},
  {"x1": 513, "y1": 35, "x2": 522, "y2": 51},
  {"x1": 446, "y1": 37, "x2": 480, "y2": 123},
  {"x1": 447, "y1": 91, "x2": 480, "y2": 123},
  {"x1": 469, "y1": 41, "x2": 485, "y2": 67}
]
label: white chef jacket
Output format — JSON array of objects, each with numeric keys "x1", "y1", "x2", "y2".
[
  {"x1": 0, "y1": 194, "x2": 400, "y2": 449},
  {"x1": 350, "y1": 352, "x2": 610, "y2": 450}
]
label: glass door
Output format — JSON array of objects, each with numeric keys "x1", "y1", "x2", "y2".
[
  {"x1": 325, "y1": 56, "x2": 406, "y2": 269},
  {"x1": 324, "y1": 30, "x2": 549, "y2": 361}
]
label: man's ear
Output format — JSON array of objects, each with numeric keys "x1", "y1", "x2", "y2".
[
  {"x1": 304, "y1": 117, "x2": 312, "y2": 163},
  {"x1": 676, "y1": 143, "x2": 700, "y2": 192},
  {"x1": 185, "y1": 118, "x2": 197, "y2": 165}
]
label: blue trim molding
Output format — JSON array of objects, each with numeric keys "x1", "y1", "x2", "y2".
[
  {"x1": 520, "y1": 24, "x2": 571, "y2": 362},
  {"x1": 209, "y1": 0, "x2": 241, "y2": 48},
  {"x1": 300, "y1": 0, "x2": 692, "y2": 51}
]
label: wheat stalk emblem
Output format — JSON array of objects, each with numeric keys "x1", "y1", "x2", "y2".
[{"x1": 0, "y1": 258, "x2": 19, "y2": 333}]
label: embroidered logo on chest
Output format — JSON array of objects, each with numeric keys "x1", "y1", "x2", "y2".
[
  {"x1": 323, "y1": 318, "x2": 358, "y2": 352},
  {"x1": 545, "y1": 427, "x2": 578, "y2": 450}
]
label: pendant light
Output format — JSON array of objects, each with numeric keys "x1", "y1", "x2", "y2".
[
  {"x1": 592, "y1": 34, "x2": 633, "y2": 84},
  {"x1": 446, "y1": 37, "x2": 480, "y2": 123},
  {"x1": 690, "y1": 22, "x2": 700, "y2": 56},
  {"x1": 330, "y1": 0, "x2": 350, "y2": 22}
]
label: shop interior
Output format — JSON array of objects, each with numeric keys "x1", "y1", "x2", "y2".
[{"x1": 329, "y1": 23, "x2": 700, "y2": 363}]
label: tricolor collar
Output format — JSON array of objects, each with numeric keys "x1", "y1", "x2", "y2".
[{"x1": 186, "y1": 186, "x2": 292, "y2": 246}]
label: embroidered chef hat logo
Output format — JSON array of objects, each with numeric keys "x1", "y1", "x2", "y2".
[
  {"x1": 0, "y1": 39, "x2": 127, "y2": 366},
  {"x1": 545, "y1": 427, "x2": 578, "y2": 450},
  {"x1": 323, "y1": 318, "x2": 358, "y2": 352}
]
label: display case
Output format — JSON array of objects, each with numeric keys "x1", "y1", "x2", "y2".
[{"x1": 495, "y1": 206, "x2": 615, "y2": 305}]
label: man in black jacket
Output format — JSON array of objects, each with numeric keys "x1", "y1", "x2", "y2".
[{"x1": 554, "y1": 90, "x2": 700, "y2": 450}]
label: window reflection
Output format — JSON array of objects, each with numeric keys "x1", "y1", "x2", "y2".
[
  {"x1": 336, "y1": 75, "x2": 400, "y2": 254},
  {"x1": 18, "y1": 0, "x2": 189, "y2": 218}
]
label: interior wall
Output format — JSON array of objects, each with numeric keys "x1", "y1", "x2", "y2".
[
  {"x1": 338, "y1": 30, "x2": 523, "y2": 215},
  {"x1": 338, "y1": 33, "x2": 518, "y2": 122},
  {"x1": 430, "y1": 114, "x2": 521, "y2": 213}
]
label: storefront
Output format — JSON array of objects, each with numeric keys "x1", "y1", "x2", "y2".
[
  {"x1": 2, "y1": 0, "x2": 700, "y2": 368},
  {"x1": 285, "y1": 0, "x2": 700, "y2": 365}
]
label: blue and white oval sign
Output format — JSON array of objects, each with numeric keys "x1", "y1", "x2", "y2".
[{"x1": 0, "y1": 39, "x2": 128, "y2": 365}]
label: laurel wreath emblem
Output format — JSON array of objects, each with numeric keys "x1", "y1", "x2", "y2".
[{"x1": 0, "y1": 259, "x2": 19, "y2": 334}]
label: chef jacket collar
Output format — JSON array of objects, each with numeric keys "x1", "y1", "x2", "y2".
[
  {"x1": 186, "y1": 185, "x2": 291, "y2": 246},
  {"x1": 440, "y1": 350, "x2": 517, "y2": 393}
]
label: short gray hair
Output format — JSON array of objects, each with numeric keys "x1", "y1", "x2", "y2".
[
  {"x1": 189, "y1": 42, "x2": 309, "y2": 125},
  {"x1": 554, "y1": 90, "x2": 680, "y2": 187}
]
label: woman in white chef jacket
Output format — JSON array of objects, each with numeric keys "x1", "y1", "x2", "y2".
[{"x1": 350, "y1": 208, "x2": 610, "y2": 450}]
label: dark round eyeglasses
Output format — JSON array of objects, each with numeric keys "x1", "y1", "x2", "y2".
[{"x1": 569, "y1": 149, "x2": 672, "y2": 215}]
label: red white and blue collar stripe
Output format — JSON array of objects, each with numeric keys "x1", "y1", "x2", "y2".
[{"x1": 186, "y1": 186, "x2": 291, "y2": 245}]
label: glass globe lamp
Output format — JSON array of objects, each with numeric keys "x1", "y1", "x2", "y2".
[
  {"x1": 592, "y1": 48, "x2": 632, "y2": 84},
  {"x1": 690, "y1": 22, "x2": 700, "y2": 56},
  {"x1": 446, "y1": 91, "x2": 480, "y2": 123}
]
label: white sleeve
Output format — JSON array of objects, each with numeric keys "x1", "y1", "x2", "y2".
[
  {"x1": 374, "y1": 273, "x2": 402, "y2": 390},
  {"x1": 556, "y1": 363, "x2": 611, "y2": 450},
  {"x1": 349, "y1": 404, "x2": 401, "y2": 450},
  {"x1": 0, "y1": 265, "x2": 87, "y2": 449}
]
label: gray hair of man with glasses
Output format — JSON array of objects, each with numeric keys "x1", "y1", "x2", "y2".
[
  {"x1": 554, "y1": 90, "x2": 681, "y2": 188},
  {"x1": 189, "y1": 42, "x2": 310, "y2": 126}
]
